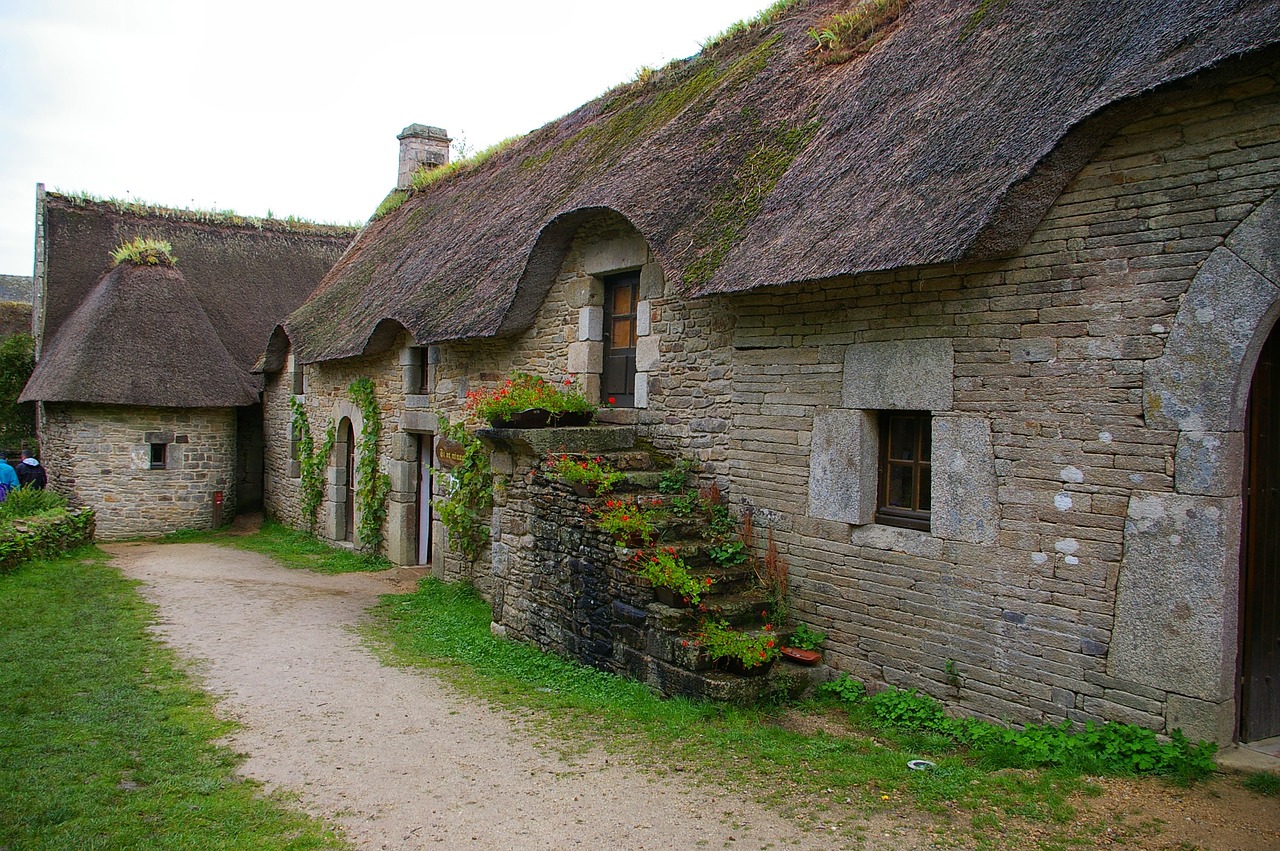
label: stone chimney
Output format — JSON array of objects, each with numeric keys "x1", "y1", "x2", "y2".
[{"x1": 397, "y1": 124, "x2": 451, "y2": 189}]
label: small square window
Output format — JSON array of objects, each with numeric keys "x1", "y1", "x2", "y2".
[
  {"x1": 876, "y1": 411, "x2": 931, "y2": 531},
  {"x1": 149, "y1": 443, "x2": 167, "y2": 470}
]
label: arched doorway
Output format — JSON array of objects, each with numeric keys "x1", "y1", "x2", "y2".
[
  {"x1": 1242, "y1": 321, "x2": 1279, "y2": 742},
  {"x1": 338, "y1": 418, "x2": 355, "y2": 543}
]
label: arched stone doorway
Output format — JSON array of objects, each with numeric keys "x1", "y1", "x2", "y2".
[
  {"x1": 1242, "y1": 321, "x2": 1279, "y2": 742},
  {"x1": 337, "y1": 417, "x2": 355, "y2": 543}
]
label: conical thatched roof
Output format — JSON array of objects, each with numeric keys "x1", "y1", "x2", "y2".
[
  {"x1": 287, "y1": 0, "x2": 1280, "y2": 364},
  {"x1": 24, "y1": 192, "x2": 355, "y2": 407},
  {"x1": 21, "y1": 263, "x2": 259, "y2": 407}
]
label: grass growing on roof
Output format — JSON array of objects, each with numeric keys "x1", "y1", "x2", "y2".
[
  {"x1": 809, "y1": 0, "x2": 910, "y2": 65},
  {"x1": 0, "y1": 549, "x2": 343, "y2": 849},
  {"x1": 110, "y1": 236, "x2": 177, "y2": 268},
  {"x1": 702, "y1": 0, "x2": 808, "y2": 51},
  {"x1": 57, "y1": 190, "x2": 361, "y2": 233}
]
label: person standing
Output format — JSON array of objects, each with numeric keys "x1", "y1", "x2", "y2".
[
  {"x1": 17, "y1": 450, "x2": 47, "y2": 490},
  {"x1": 0, "y1": 453, "x2": 18, "y2": 501}
]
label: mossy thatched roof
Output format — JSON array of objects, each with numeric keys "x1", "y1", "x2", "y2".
[
  {"x1": 287, "y1": 0, "x2": 1280, "y2": 364},
  {"x1": 23, "y1": 192, "x2": 355, "y2": 407}
]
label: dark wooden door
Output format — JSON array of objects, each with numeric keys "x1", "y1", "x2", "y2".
[
  {"x1": 602, "y1": 270, "x2": 639, "y2": 407},
  {"x1": 1242, "y1": 323, "x2": 1280, "y2": 741},
  {"x1": 342, "y1": 420, "x2": 356, "y2": 543},
  {"x1": 416, "y1": 433, "x2": 433, "y2": 565}
]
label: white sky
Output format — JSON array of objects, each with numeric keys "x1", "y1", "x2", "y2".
[{"x1": 0, "y1": 0, "x2": 777, "y2": 276}]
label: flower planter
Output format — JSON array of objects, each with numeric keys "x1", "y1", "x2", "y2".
[
  {"x1": 714, "y1": 656, "x2": 774, "y2": 677},
  {"x1": 654, "y1": 585, "x2": 691, "y2": 608},
  {"x1": 779, "y1": 646, "x2": 822, "y2": 666},
  {"x1": 551, "y1": 411, "x2": 594, "y2": 427},
  {"x1": 571, "y1": 482, "x2": 597, "y2": 498},
  {"x1": 491, "y1": 408, "x2": 552, "y2": 429}
]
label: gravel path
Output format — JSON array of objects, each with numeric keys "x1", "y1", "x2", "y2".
[{"x1": 108, "y1": 542, "x2": 936, "y2": 851}]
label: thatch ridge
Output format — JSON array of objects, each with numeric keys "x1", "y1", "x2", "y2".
[{"x1": 286, "y1": 0, "x2": 1280, "y2": 364}]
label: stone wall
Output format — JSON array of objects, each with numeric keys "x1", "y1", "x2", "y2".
[
  {"x1": 41, "y1": 403, "x2": 237, "y2": 540},
  {"x1": 275, "y1": 62, "x2": 1280, "y2": 742}
]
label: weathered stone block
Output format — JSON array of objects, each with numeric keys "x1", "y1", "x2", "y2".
[
  {"x1": 843, "y1": 339, "x2": 954, "y2": 411},
  {"x1": 639, "y1": 261, "x2": 664, "y2": 299},
  {"x1": 1166, "y1": 693, "x2": 1235, "y2": 743},
  {"x1": 581, "y1": 237, "x2": 648, "y2": 276},
  {"x1": 567, "y1": 341, "x2": 602, "y2": 374},
  {"x1": 1111, "y1": 492, "x2": 1240, "y2": 702},
  {"x1": 564, "y1": 275, "x2": 603, "y2": 309},
  {"x1": 1174, "y1": 430, "x2": 1243, "y2": 497},
  {"x1": 808, "y1": 409, "x2": 877, "y2": 525},
  {"x1": 578, "y1": 306, "x2": 603, "y2": 341},
  {"x1": 1144, "y1": 247, "x2": 1280, "y2": 432},
  {"x1": 931, "y1": 416, "x2": 999, "y2": 545},
  {"x1": 636, "y1": 300, "x2": 651, "y2": 336},
  {"x1": 635, "y1": 334, "x2": 661, "y2": 373},
  {"x1": 1224, "y1": 188, "x2": 1280, "y2": 285}
]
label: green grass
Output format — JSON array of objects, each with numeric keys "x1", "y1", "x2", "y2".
[
  {"x1": 363, "y1": 578, "x2": 1094, "y2": 843},
  {"x1": 161, "y1": 518, "x2": 390, "y2": 575},
  {"x1": 1243, "y1": 770, "x2": 1280, "y2": 796},
  {"x1": 0, "y1": 548, "x2": 344, "y2": 850}
]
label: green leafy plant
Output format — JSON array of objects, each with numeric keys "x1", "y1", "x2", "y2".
[
  {"x1": 290, "y1": 397, "x2": 335, "y2": 531},
  {"x1": 0, "y1": 507, "x2": 95, "y2": 573},
  {"x1": 707, "y1": 538, "x2": 748, "y2": 568},
  {"x1": 435, "y1": 416, "x2": 494, "y2": 562},
  {"x1": 658, "y1": 459, "x2": 695, "y2": 494},
  {"x1": 786, "y1": 622, "x2": 826, "y2": 651},
  {"x1": 544, "y1": 454, "x2": 624, "y2": 494},
  {"x1": 818, "y1": 675, "x2": 1219, "y2": 781},
  {"x1": 0, "y1": 486, "x2": 66, "y2": 520},
  {"x1": 669, "y1": 491, "x2": 700, "y2": 517},
  {"x1": 693, "y1": 618, "x2": 779, "y2": 669},
  {"x1": 591, "y1": 497, "x2": 660, "y2": 547},
  {"x1": 466, "y1": 372, "x2": 597, "y2": 425},
  {"x1": 633, "y1": 546, "x2": 711, "y2": 605},
  {"x1": 110, "y1": 236, "x2": 177, "y2": 267},
  {"x1": 349, "y1": 378, "x2": 392, "y2": 554}
]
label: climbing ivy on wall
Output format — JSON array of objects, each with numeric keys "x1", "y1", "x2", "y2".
[
  {"x1": 290, "y1": 396, "x2": 334, "y2": 531},
  {"x1": 435, "y1": 415, "x2": 494, "y2": 562},
  {"x1": 349, "y1": 378, "x2": 392, "y2": 554}
]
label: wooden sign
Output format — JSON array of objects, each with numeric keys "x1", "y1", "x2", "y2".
[{"x1": 435, "y1": 438, "x2": 467, "y2": 469}]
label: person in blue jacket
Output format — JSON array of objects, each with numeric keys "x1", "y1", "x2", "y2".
[{"x1": 0, "y1": 453, "x2": 19, "y2": 501}]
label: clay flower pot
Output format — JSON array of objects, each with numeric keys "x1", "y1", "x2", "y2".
[
  {"x1": 780, "y1": 646, "x2": 822, "y2": 666},
  {"x1": 492, "y1": 408, "x2": 552, "y2": 429}
]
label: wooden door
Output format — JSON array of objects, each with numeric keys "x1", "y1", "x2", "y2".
[
  {"x1": 342, "y1": 420, "x2": 355, "y2": 543},
  {"x1": 1242, "y1": 323, "x2": 1280, "y2": 741},
  {"x1": 602, "y1": 270, "x2": 639, "y2": 407},
  {"x1": 416, "y1": 434, "x2": 433, "y2": 565}
]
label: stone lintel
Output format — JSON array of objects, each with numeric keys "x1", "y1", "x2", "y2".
[{"x1": 843, "y1": 339, "x2": 954, "y2": 411}]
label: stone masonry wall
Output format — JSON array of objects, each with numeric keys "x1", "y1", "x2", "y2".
[
  {"x1": 262, "y1": 358, "x2": 304, "y2": 529},
  {"x1": 718, "y1": 64, "x2": 1280, "y2": 742},
  {"x1": 41, "y1": 403, "x2": 237, "y2": 540}
]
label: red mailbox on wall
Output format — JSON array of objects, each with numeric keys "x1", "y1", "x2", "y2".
[{"x1": 213, "y1": 491, "x2": 224, "y2": 529}]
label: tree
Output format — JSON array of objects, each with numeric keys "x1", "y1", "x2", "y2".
[{"x1": 0, "y1": 333, "x2": 36, "y2": 450}]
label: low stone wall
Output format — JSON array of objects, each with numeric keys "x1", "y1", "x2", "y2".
[{"x1": 0, "y1": 507, "x2": 96, "y2": 573}]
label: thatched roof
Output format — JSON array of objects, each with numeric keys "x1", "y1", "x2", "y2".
[
  {"x1": 24, "y1": 193, "x2": 354, "y2": 406},
  {"x1": 0, "y1": 275, "x2": 31, "y2": 303},
  {"x1": 288, "y1": 0, "x2": 1280, "y2": 364},
  {"x1": 22, "y1": 264, "x2": 259, "y2": 406}
]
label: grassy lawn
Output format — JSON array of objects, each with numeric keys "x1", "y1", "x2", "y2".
[
  {"x1": 0, "y1": 547, "x2": 344, "y2": 850},
  {"x1": 163, "y1": 519, "x2": 389, "y2": 574},
  {"x1": 365, "y1": 578, "x2": 1097, "y2": 848}
]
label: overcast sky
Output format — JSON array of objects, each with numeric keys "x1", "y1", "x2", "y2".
[{"x1": 0, "y1": 0, "x2": 776, "y2": 276}]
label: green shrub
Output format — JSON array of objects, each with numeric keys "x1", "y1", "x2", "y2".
[
  {"x1": 0, "y1": 486, "x2": 66, "y2": 519},
  {"x1": 0, "y1": 508, "x2": 96, "y2": 574},
  {"x1": 818, "y1": 675, "x2": 1218, "y2": 781}
]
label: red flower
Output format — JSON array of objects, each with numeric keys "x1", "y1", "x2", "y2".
[{"x1": 608, "y1": 397, "x2": 616, "y2": 404}]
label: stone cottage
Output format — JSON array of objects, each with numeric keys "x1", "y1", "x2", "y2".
[
  {"x1": 21, "y1": 189, "x2": 355, "y2": 538},
  {"x1": 266, "y1": 0, "x2": 1280, "y2": 747}
]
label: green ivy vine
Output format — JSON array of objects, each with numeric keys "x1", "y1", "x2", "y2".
[
  {"x1": 436, "y1": 414, "x2": 494, "y2": 562},
  {"x1": 291, "y1": 396, "x2": 334, "y2": 531},
  {"x1": 349, "y1": 378, "x2": 392, "y2": 554}
]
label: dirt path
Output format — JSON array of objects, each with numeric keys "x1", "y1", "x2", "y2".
[{"x1": 108, "y1": 543, "x2": 938, "y2": 851}]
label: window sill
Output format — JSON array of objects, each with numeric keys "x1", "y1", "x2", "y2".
[{"x1": 849, "y1": 522, "x2": 942, "y2": 558}]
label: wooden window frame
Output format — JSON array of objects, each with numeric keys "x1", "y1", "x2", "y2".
[{"x1": 875, "y1": 410, "x2": 931, "y2": 531}]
